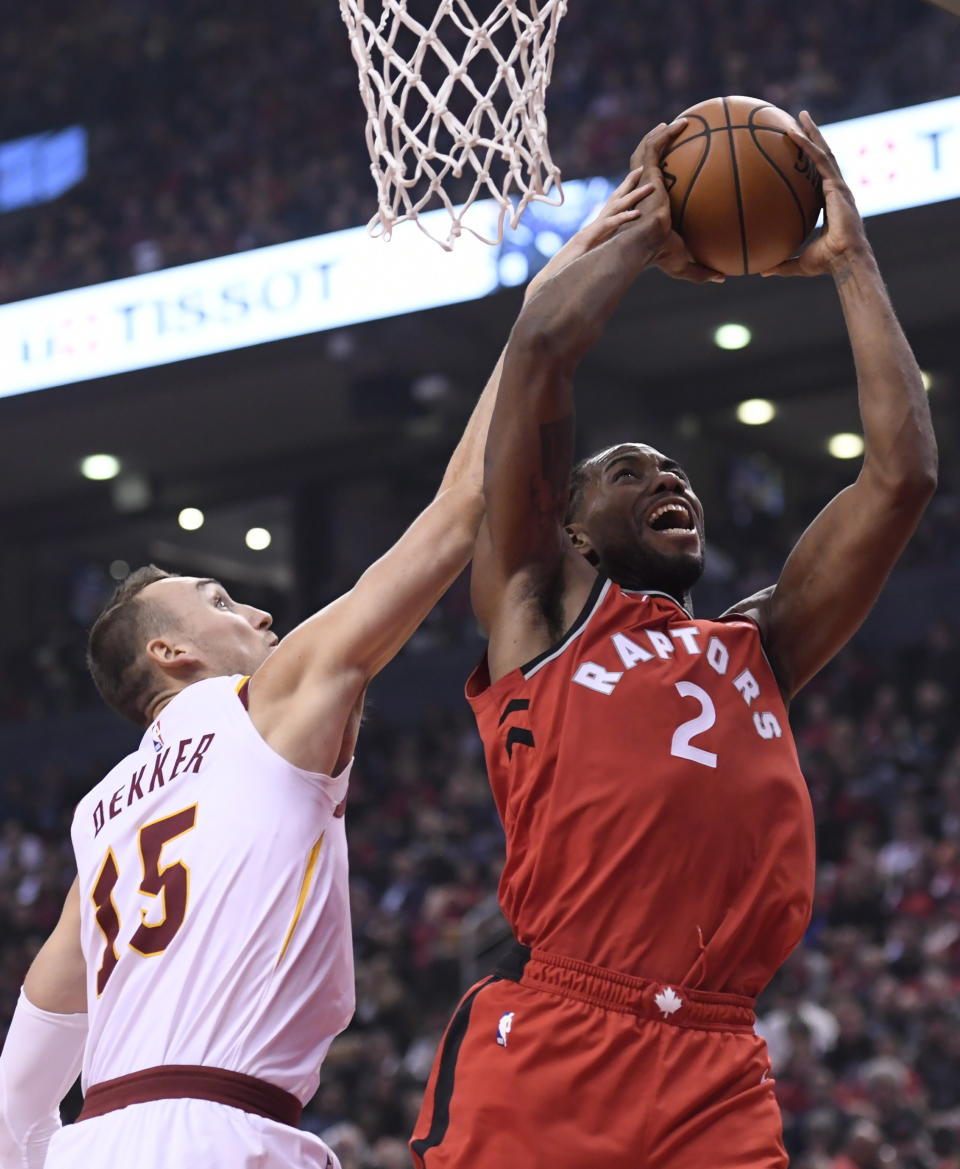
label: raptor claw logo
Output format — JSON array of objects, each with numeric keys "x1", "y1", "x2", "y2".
[{"x1": 654, "y1": 987, "x2": 683, "y2": 1018}]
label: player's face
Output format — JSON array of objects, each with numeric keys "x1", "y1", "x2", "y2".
[
  {"x1": 571, "y1": 444, "x2": 705, "y2": 598},
  {"x1": 142, "y1": 577, "x2": 278, "y2": 678}
]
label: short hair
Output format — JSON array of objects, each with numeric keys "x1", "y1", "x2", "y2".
[
  {"x1": 564, "y1": 456, "x2": 595, "y2": 526},
  {"x1": 87, "y1": 565, "x2": 177, "y2": 726}
]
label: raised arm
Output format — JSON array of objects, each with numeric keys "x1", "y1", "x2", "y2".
[
  {"x1": 472, "y1": 123, "x2": 719, "y2": 676},
  {"x1": 737, "y1": 113, "x2": 937, "y2": 699},
  {"x1": 242, "y1": 169, "x2": 695, "y2": 774},
  {"x1": 246, "y1": 347, "x2": 502, "y2": 773}
]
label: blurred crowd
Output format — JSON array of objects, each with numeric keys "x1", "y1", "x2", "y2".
[
  {"x1": 0, "y1": 594, "x2": 958, "y2": 1166},
  {"x1": 1, "y1": 0, "x2": 959, "y2": 303}
]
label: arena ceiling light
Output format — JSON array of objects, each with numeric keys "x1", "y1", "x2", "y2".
[
  {"x1": 245, "y1": 527, "x2": 272, "y2": 551},
  {"x1": 736, "y1": 398, "x2": 776, "y2": 426},
  {"x1": 713, "y1": 323, "x2": 752, "y2": 351},
  {"x1": 80, "y1": 453, "x2": 121, "y2": 481},
  {"x1": 178, "y1": 507, "x2": 205, "y2": 531},
  {"x1": 827, "y1": 433, "x2": 865, "y2": 460}
]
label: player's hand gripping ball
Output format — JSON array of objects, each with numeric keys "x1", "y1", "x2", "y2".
[{"x1": 659, "y1": 95, "x2": 825, "y2": 276}]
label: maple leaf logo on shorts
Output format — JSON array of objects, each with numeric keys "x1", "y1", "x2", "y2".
[{"x1": 654, "y1": 987, "x2": 683, "y2": 1017}]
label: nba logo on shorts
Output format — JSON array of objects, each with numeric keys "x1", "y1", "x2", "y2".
[{"x1": 496, "y1": 1011, "x2": 514, "y2": 1047}]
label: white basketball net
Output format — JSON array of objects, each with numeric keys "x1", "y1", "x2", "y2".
[{"x1": 339, "y1": 0, "x2": 569, "y2": 249}]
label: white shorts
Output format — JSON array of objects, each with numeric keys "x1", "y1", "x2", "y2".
[{"x1": 45, "y1": 1098, "x2": 341, "y2": 1169}]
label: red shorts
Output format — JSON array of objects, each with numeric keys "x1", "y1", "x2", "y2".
[{"x1": 410, "y1": 947, "x2": 787, "y2": 1169}]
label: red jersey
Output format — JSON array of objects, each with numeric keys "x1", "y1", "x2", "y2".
[{"x1": 467, "y1": 576, "x2": 815, "y2": 998}]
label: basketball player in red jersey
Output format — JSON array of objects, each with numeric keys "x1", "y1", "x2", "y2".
[{"x1": 411, "y1": 114, "x2": 937, "y2": 1168}]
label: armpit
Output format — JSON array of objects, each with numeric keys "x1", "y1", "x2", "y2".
[{"x1": 721, "y1": 583, "x2": 776, "y2": 626}]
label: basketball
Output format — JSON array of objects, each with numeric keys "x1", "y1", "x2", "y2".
[{"x1": 661, "y1": 96, "x2": 825, "y2": 276}]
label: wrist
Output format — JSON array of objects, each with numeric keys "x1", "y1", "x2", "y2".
[{"x1": 827, "y1": 238, "x2": 877, "y2": 284}]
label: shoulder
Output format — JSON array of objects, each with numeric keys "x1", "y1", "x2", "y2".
[
  {"x1": 720, "y1": 584, "x2": 776, "y2": 629},
  {"x1": 719, "y1": 584, "x2": 790, "y2": 701}
]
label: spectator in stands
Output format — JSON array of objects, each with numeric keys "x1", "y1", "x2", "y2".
[{"x1": 1, "y1": 0, "x2": 958, "y2": 304}]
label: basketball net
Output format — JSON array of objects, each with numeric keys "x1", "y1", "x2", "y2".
[{"x1": 339, "y1": 0, "x2": 568, "y2": 249}]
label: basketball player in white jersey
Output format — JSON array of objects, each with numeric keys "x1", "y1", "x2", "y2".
[{"x1": 0, "y1": 181, "x2": 680, "y2": 1169}]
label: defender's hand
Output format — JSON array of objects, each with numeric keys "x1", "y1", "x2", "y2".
[
  {"x1": 761, "y1": 111, "x2": 872, "y2": 279},
  {"x1": 523, "y1": 168, "x2": 657, "y2": 302}
]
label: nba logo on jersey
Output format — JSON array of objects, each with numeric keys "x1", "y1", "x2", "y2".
[
  {"x1": 496, "y1": 1011, "x2": 514, "y2": 1047},
  {"x1": 151, "y1": 720, "x2": 164, "y2": 753}
]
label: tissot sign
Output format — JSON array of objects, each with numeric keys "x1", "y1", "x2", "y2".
[
  {"x1": 0, "y1": 223, "x2": 499, "y2": 398},
  {"x1": 0, "y1": 95, "x2": 957, "y2": 399}
]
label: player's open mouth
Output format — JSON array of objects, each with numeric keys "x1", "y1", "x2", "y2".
[{"x1": 646, "y1": 501, "x2": 696, "y2": 536}]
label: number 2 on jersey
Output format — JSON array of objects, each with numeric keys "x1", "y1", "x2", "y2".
[
  {"x1": 670, "y1": 682, "x2": 718, "y2": 769},
  {"x1": 91, "y1": 805, "x2": 198, "y2": 995}
]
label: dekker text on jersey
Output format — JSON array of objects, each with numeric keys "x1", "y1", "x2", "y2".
[{"x1": 91, "y1": 733, "x2": 216, "y2": 837}]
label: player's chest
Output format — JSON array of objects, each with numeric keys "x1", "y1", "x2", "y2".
[
  {"x1": 566, "y1": 617, "x2": 785, "y2": 747},
  {"x1": 495, "y1": 616, "x2": 793, "y2": 792}
]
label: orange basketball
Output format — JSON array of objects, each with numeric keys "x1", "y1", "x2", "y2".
[{"x1": 661, "y1": 96, "x2": 824, "y2": 276}]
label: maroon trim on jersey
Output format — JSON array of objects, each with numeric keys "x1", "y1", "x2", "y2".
[
  {"x1": 236, "y1": 676, "x2": 251, "y2": 710},
  {"x1": 77, "y1": 1065, "x2": 303, "y2": 1128}
]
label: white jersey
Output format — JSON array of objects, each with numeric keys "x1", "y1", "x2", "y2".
[{"x1": 70, "y1": 674, "x2": 354, "y2": 1105}]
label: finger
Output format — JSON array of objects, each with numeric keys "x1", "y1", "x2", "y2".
[
  {"x1": 611, "y1": 167, "x2": 646, "y2": 200},
  {"x1": 661, "y1": 245, "x2": 725, "y2": 283},
  {"x1": 686, "y1": 265, "x2": 726, "y2": 284},
  {"x1": 784, "y1": 123, "x2": 840, "y2": 183},
  {"x1": 662, "y1": 116, "x2": 690, "y2": 146},
  {"x1": 789, "y1": 112, "x2": 841, "y2": 175},
  {"x1": 760, "y1": 258, "x2": 804, "y2": 278},
  {"x1": 640, "y1": 118, "x2": 688, "y2": 165},
  {"x1": 660, "y1": 263, "x2": 725, "y2": 284},
  {"x1": 607, "y1": 194, "x2": 657, "y2": 230},
  {"x1": 657, "y1": 248, "x2": 726, "y2": 283},
  {"x1": 617, "y1": 181, "x2": 656, "y2": 208},
  {"x1": 783, "y1": 121, "x2": 823, "y2": 160},
  {"x1": 798, "y1": 111, "x2": 835, "y2": 157}
]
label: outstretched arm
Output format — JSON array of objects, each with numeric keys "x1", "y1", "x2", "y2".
[
  {"x1": 247, "y1": 346, "x2": 501, "y2": 773},
  {"x1": 472, "y1": 123, "x2": 719, "y2": 678},
  {"x1": 738, "y1": 113, "x2": 937, "y2": 698},
  {"x1": 243, "y1": 171, "x2": 689, "y2": 774},
  {"x1": 0, "y1": 881, "x2": 87, "y2": 1168}
]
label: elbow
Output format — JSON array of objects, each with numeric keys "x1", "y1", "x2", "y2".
[
  {"x1": 510, "y1": 309, "x2": 595, "y2": 373},
  {"x1": 436, "y1": 484, "x2": 485, "y2": 548},
  {"x1": 915, "y1": 461, "x2": 938, "y2": 501},
  {"x1": 896, "y1": 452, "x2": 938, "y2": 504},
  {"x1": 870, "y1": 461, "x2": 937, "y2": 510}
]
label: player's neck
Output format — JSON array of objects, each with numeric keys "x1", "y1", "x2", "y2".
[
  {"x1": 143, "y1": 688, "x2": 179, "y2": 725},
  {"x1": 142, "y1": 677, "x2": 202, "y2": 725},
  {"x1": 606, "y1": 571, "x2": 692, "y2": 612}
]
